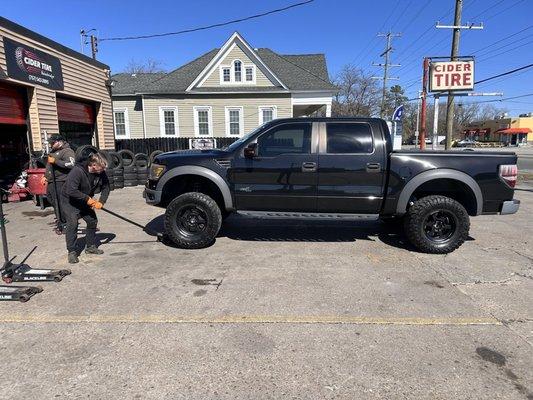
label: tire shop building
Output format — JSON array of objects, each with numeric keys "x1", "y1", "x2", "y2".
[{"x1": 0, "y1": 16, "x2": 114, "y2": 187}]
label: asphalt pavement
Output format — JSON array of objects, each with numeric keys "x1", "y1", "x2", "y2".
[{"x1": 0, "y1": 186, "x2": 531, "y2": 399}]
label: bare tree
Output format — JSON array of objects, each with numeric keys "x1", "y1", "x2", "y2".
[
  {"x1": 331, "y1": 65, "x2": 381, "y2": 117},
  {"x1": 122, "y1": 58, "x2": 166, "y2": 74}
]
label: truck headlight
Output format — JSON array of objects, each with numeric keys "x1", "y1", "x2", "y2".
[{"x1": 149, "y1": 163, "x2": 166, "y2": 180}]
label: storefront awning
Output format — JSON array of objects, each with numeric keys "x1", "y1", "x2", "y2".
[{"x1": 496, "y1": 128, "x2": 532, "y2": 135}]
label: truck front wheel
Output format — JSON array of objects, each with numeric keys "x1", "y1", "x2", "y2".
[
  {"x1": 164, "y1": 192, "x2": 222, "y2": 249},
  {"x1": 404, "y1": 195, "x2": 470, "y2": 254}
]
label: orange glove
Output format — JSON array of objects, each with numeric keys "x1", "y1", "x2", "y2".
[
  {"x1": 87, "y1": 198, "x2": 103, "y2": 209},
  {"x1": 40, "y1": 176, "x2": 47, "y2": 185},
  {"x1": 48, "y1": 156, "x2": 56, "y2": 164}
]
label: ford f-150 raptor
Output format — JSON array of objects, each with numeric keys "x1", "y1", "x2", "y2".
[{"x1": 144, "y1": 117, "x2": 520, "y2": 253}]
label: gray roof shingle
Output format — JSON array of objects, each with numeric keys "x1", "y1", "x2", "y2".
[{"x1": 112, "y1": 47, "x2": 336, "y2": 95}]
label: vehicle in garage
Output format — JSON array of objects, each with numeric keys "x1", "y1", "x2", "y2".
[{"x1": 144, "y1": 117, "x2": 519, "y2": 254}]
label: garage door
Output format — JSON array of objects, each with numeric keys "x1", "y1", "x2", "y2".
[
  {"x1": 0, "y1": 82, "x2": 26, "y2": 125},
  {"x1": 56, "y1": 97, "x2": 95, "y2": 124}
]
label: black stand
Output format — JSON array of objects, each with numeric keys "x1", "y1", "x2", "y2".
[
  {"x1": 0, "y1": 191, "x2": 71, "y2": 288},
  {"x1": 0, "y1": 195, "x2": 43, "y2": 302}
]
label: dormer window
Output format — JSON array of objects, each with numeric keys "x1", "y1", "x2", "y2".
[
  {"x1": 234, "y1": 60, "x2": 242, "y2": 82},
  {"x1": 222, "y1": 67, "x2": 230, "y2": 82},
  {"x1": 219, "y1": 61, "x2": 255, "y2": 84},
  {"x1": 245, "y1": 67, "x2": 254, "y2": 82}
]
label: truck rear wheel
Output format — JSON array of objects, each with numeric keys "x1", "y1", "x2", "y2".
[
  {"x1": 404, "y1": 195, "x2": 470, "y2": 254},
  {"x1": 164, "y1": 192, "x2": 222, "y2": 249}
]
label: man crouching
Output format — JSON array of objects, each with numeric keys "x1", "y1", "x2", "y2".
[{"x1": 62, "y1": 151, "x2": 110, "y2": 264}]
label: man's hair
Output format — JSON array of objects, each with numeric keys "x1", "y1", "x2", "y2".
[{"x1": 88, "y1": 152, "x2": 108, "y2": 169}]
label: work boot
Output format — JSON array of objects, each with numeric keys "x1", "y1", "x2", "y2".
[
  {"x1": 68, "y1": 251, "x2": 79, "y2": 264},
  {"x1": 85, "y1": 246, "x2": 104, "y2": 255}
]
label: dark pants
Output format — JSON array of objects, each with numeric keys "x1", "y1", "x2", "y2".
[
  {"x1": 63, "y1": 199, "x2": 98, "y2": 253},
  {"x1": 47, "y1": 180, "x2": 66, "y2": 225}
]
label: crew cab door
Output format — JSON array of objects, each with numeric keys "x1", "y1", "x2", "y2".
[
  {"x1": 317, "y1": 121, "x2": 386, "y2": 213},
  {"x1": 231, "y1": 122, "x2": 318, "y2": 211}
]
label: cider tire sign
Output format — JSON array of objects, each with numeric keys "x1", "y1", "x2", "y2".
[{"x1": 429, "y1": 60, "x2": 474, "y2": 92}]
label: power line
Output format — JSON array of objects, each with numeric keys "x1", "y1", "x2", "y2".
[
  {"x1": 474, "y1": 64, "x2": 533, "y2": 84},
  {"x1": 475, "y1": 33, "x2": 533, "y2": 59},
  {"x1": 470, "y1": 25, "x2": 532, "y2": 54},
  {"x1": 100, "y1": 0, "x2": 314, "y2": 42},
  {"x1": 477, "y1": 39, "x2": 533, "y2": 62},
  {"x1": 461, "y1": 93, "x2": 533, "y2": 105}
]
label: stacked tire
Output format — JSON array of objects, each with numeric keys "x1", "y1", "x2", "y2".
[
  {"x1": 149, "y1": 150, "x2": 163, "y2": 167},
  {"x1": 107, "y1": 151, "x2": 124, "y2": 190},
  {"x1": 100, "y1": 150, "x2": 115, "y2": 191},
  {"x1": 135, "y1": 153, "x2": 149, "y2": 186},
  {"x1": 118, "y1": 150, "x2": 137, "y2": 187}
]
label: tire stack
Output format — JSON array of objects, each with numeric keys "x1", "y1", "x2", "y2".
[
  {"x1": 134, "y1": 153, "x2": 149, "y2": 186},
  {"x1": 108, "y1": 151, "x2": 124, "y2": 190},
  {"x1": 119, "y1": 150, "x2": 137, "y2": 187},
  {"x1": 149, "y1": 150, "x2": 163, "y2": 167},
  {"x1": 100, "y1": 150, "x2": 115, "y2": 191}
]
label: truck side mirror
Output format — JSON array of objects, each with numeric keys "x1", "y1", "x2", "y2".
[{"x1": 244, "y1": 143, "x2": 258, "y2": 158}]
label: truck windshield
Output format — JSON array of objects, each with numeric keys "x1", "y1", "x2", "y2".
[{"x1": 223, "y1": 124, "x2": 266, "y2": 152}]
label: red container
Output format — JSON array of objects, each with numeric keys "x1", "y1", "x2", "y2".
[{"x1": 26, "y1": 168, "x2": 47, "y2": 195}]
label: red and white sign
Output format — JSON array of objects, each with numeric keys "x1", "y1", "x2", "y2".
[{"x1": 430, "y1": 61, "x2": 474, "y2": 92}]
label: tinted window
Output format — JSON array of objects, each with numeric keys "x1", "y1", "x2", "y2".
[
  {"x1": 326, "y1": 123, "x2": 373, "y2": 153},
  {"x1": 257, "y1": 123, "x2": 312, "y2": 157}
]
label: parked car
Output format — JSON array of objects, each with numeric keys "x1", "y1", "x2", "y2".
[
  {"x1": 455, "y1": 138, "x2": 477, "y2": 147},
  {"x1": 144, "y1": 118, "x2": 519, "y2": 254}
]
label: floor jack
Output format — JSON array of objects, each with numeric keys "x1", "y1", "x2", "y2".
[{"x1": 0, "y1": 195, "x2": 71, "y2": 294}]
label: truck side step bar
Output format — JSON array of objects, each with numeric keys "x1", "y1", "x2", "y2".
[{"x1": 237, "y1": 211, "x2": 379, "y2": 221}]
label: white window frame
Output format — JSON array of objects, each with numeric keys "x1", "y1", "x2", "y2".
[
  {"x1": 258, "y1": 106, "x2": 278, "y2": 125},
  {"x1": 244, "y1": 65, "x2": 256, "y2": 84},
  {"x1": 219, "y1": 65, "x2": 231, "y2": 84},
  {"x1": 225, "y1": 106, "x2": 244, "y2": 137},
  {"x1": 193, "y1": 106, "x2": 213, "y2": 137},
  {"x1": 158, "y1": 106, "x2": 179, "y2": 137},
  {"x1": 233, "y1": 59, "x2": 243, "y2": 82},
  {"x1": 113, "y1": 108, "x2": 130, "y2": 139}
]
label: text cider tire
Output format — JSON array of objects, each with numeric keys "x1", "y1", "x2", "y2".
[
  {"x1": 404, "y1": 195, "x2": 470, "y2": 254},
  {"x1": 164, "y1": 192, "x2": 222, "y2": 249}
]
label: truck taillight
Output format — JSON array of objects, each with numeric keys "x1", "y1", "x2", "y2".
[{"x1": 499, "y1": 164, "x2": 518, "y2": 188}]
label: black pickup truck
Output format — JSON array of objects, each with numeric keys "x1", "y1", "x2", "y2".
[{"x1": 144, "y1": 117, "x2": 519, "y2": 253}]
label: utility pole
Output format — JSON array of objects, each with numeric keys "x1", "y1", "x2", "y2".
[
  {"x1": 372, "y1": 32, "x2": 401, "y2": 118},
  {"x1": 419, "y1": 58, "x2": 429, "y2": 150},
  {"x1": 90, "y1": 35, "x2": 98, "y2": 60},
  {"x1": 436, "y1": 0, "x2": 483, "y2": 149}
]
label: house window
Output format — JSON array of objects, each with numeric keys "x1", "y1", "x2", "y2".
[
  {"x1": 234, "y1": 60, "x2": 242, "y2": 82},
  {"x1": 222, "y1": 67, "x2": 231, "y2": 82},
  {"x1": 225, "y1": 107, "x2": 243, "y2": 136},
  {"x1": 159, "y1": 106, "x2": 179, "y2": 136},
  {"x1": 245, "y1": 66, "x2": 254, "y2": 82},
  {"x1": 194, "y1": 106, "x2": 212, "y2": 136},
  {"x1": 259, "y1": 106, "x2": 277, "y2": 125},
  {"x1": 114, "y1": 109, "x2": 129, "y2": 138}
]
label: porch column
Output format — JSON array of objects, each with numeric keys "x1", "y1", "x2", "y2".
[{"x1": 325, "y1": 103, "x2": 331, "y2": 117}]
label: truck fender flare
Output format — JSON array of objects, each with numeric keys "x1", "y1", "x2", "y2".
[
  {"x1": 156, "y1": 166, "x2": 233, "y2": 210},
  {"x1": 396, "y1": 169, "x2": 483, "y2": 216}
]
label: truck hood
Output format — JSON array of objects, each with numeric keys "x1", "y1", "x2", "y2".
[{"x1": 155, "y1": 149, "x2": 229, "y2": 165}]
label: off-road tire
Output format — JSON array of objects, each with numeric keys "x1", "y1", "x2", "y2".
[
  {"x1": 164, "y1": 192, "x2": 222, "y2": 249},
  {"x1": 404, "y1": 195, "x2": 470, "y2": 254}
]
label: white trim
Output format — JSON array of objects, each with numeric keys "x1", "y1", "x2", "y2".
[
  {"x1": 141, "y1": 95, "x2": 147, "y2": 139},
  {"x1": 219, "y1": 65, "x2": 231, "y2": 84},
  {"x1": 187, "y1": 32, "x2": 288, "y2": 91},
  {"x1": 158, "y1": 106, "x2": 179, "y2": 137},
  {"x1": 113, "y1": 107, "x2": 130, "y2": 139},
  {"x1": 258, "y1": 106, "x2": 278, "y2": 125},
  {"x1": 193, "y1": 106, "x2": 213, "y2": 137},
  {"x1": 233, "y1": 59, "x2": 243, "y2": 83},
  {"x1": 244, "y1": 64, "x2": 256, "y2": 84},
  {"x1": 225, "y1": 106, "x2": 244, "y2": 137}
]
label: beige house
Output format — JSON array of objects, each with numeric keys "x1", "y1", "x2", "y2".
[{"x1": 111, "y1": 32, "x2": 336, "y2": 139}]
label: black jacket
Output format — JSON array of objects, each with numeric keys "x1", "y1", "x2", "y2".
[
  {"x1": 62, "y1": 163, "x2": 110, "y2": 209},
  {"x1": 45, "y1": 144, "x2": 76, "y2": 182}
]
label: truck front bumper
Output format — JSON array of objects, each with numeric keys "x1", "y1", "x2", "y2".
[
  {"x1": 143, "y1": 187, "x2": 162, "y2": 205},
  {"x1": 500, "y1": 199, "x2": 520, "y2": 215}
]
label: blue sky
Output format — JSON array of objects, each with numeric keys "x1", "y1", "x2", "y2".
[{"x1": 3, "y1": 0, "x2": 532, "y2": 115}]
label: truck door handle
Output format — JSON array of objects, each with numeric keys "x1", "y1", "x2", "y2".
[
  {"x1": 366, "y1": 162, "x2": 381, "y2": 172},
  {"x1": 301, "y1": 162, "x2": 317, "y2": 172}
]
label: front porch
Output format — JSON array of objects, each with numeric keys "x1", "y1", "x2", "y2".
[{"x1": 291, "y1": 92, "x2": 332, "y2": 118}]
